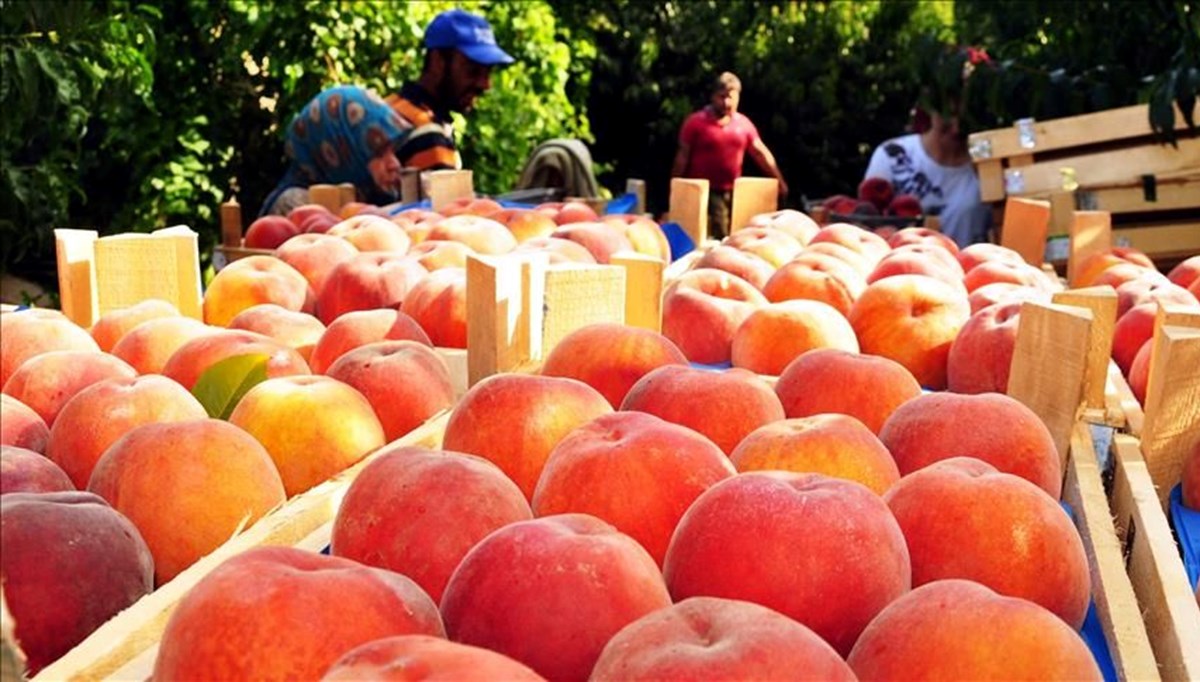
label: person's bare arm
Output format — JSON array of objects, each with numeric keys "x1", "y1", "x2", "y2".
[
  {"x1": 748, "y1": 137, "x2": 789, "y2": 199},
  {"x1": 671, "y1": 143, "x2": 691, "y2": 178}
]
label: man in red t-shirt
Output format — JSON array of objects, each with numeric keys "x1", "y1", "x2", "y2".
[{"x1": 671, "y1": 72, "x2": 789, "y2": 239}]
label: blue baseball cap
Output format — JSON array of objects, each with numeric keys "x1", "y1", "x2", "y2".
[{"x1": 425, "y1": 9, "x2": 515, "y2": 66}]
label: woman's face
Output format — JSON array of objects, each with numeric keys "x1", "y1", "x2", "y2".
[{"x1": 367, "y1": 148, "x2": 402, "y2": 194}]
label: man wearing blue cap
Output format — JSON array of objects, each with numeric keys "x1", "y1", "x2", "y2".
[{"x1": 386, "y1": 8, "x2": 514, "y2": 171}]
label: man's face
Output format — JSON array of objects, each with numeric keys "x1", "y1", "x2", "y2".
[
  {"x1": 437, "y1": 50, "x2": 494, "y2": 113},
  {"x1": 711, "y1": 87, "x2": 739, "y2": 117}
]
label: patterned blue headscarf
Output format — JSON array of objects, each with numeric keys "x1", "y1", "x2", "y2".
[{"x1": 263, "y1": 85, "x2": 409, "y2": 213}]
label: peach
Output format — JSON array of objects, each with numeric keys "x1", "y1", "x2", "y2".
[
  {"x1": 1128, "y1": 338, "x2": 1152, "y2": 405},
  {"x1": 848, "y1": 579, "x2": 1101, "y2": 680},
  {"x1": 491, "y1": 208, "x2": 558, "y2": 243},
  {"x1": 661, "y1": 268, "x2": 768, "y2": 364},
  {"x1": 548, "y1": 200, "x2": 601, "y2": 225},
  {"x1": 603, "y1": 214, "x2": 671, "y2": 261},
  {"x1": 1115, "y1": 277, "x2": 1198, "y2": 318},
  {"x1": 885, "y1": 457, "x2": 1090, "y2": 627},
  {"x1": 331, "y1": 446, "x2": 532, "y2": 602},
  {"x1": 539, "y1": 323, "x2": 688, "y2": 408},
  {"x1": 964, "y1": 259, "x2": 1055, "y2": 293},
  {"x1": 888, "y1": 226, "x2": 959, "y2": 254},
  {"x1": 153, "y1": 546, "x2": 444, "y2": 681},
  {"x1": 761, "y1": 252, "x2": 866, "y2": 316},
  {"x1": 401, "y1": 267, "x2": 466, "y2": 348},
  {"x1": 110, "y1": 316, "x2": 211, "y2": 375},
  {"x1": 322, "y1": 636, "x2": 544, "y2": 681},
  {"x1": 328, "y1": 214, "x2": 412, "y2": 253},
  {"x1": 309, "y1": 309, "x2": 432, "y2": 374},
  {"x1": 426, "y1": 215, "x2": 517, "y2": 254},
  {"x1": 0, "y1": 394, "x2": 50, "y2": 453},
  {"x1": 1091, "y1": 262, "x2": 1167, "y2": 291},
  {"x1": 161, "y1": 328, "x2": 310, "y2": 390},
  {"x1": 287, "y1": 203, "x2": 339, "y2": 230},
  {"x1": 731, "y1": 299, "x2": 860, "y2": 375},
  {"x1": 87, "y1": 418, "x2": 286, "y2": 584},
  {"x1": 804, "y1": 240, "x2": 873, "y2": 276},
  {"x1": 274, "y1": 232, "x2": 360, "y2": 295},
  {"x1": 89, "y1": 299, "x2": 180, "y2": 352},
  {"x1": 1075, "y1": 247, "x2": 1155, "y2": 287},
  {"x1": 440, "y1": 197, "x2": 503, "y2": 217},
  {"x1": 228, "y1": 376, "x2": 385, "y2": 497},
  {"x1": 1190, "y1": 277, "x2": 1200, "y2": 300},
  {"x1": 326, "y1": 341, "x2": 455, "y2": 442},
  {"x1": 532, "y1": 411, "x2": 735, "y2": 565},
  {"x1": 338, "y1": 201, "x2": 385, "y2": 219},
  {"x1": 869, "y1": 243, "x2": 965, "y2": 285},
  {"x1": 774, "y1": 348, "x2": 922, "y2": 434},
  {"x1": 592, "y1": 597, "x2": 853, "y2": 682},
  {"x1": 244, "y1": 215, "x2": 301, "y2": 250},
  {"x1": 745, "y1": 209, "x2": 821, "y2": 245},
  {"x1": 440, "y1": 514, "x2": 671, "y2": 681},
  {"x1": 1113, "y1": 302, "x2": 1158, "y2": 376},
  {"x1": 202, "y1": 255, "x2": 314, "y2": 327},
  {"x1": 442, "y1": 374, "x2": 612, "y2": 500},
  {"x1": 848, "y1": 274, "x2": 970, "y2": 390},
  {"x1": 621, "y1": 365, "x2": 784, "y2": 455},
  {"x1": 0, "y1": 309, "x2": 100, "y2": 388},
  {"x1": 316, "y1": 253, "x2": 429, "y2": 324},
  {"x1": 1168, "y1": 254, "x2": 1200, "y2": 290},
  {"x1": 880, "y1": 391, "x2": 1062, "y2": 498},
  {"x1": 693, "y1": 245, "x2": 775, "y2": 290},
  {"x1": 730, "y1": 415, "x2": 900, "y2": 495},
  {"x1": 1, "y1": 492, "x2": 153, "y2": 675},
  {"x1": 3, "y1": 350, "x2": 137, "y2": 427},
  {"x1": 228, "y1": 303, "x2": 325, "y2": 362},
  {"x1": 408, "y1": 239, "x2": 475, "y2": 271},
  {"x1": 947, "y1": 300, "x2": 1022, "y2": 394},
  {"x1": 957, "y1": 242, "x2": 1027, "y2": 273},
  {"x1": 550, "y1": 222, "x2": 634, "y2": 264},
  {"x1": 511, "y1": 236, "x2": 598, "y2": 264},
  {"x1": 1182, "y1": 439, "x2": 1200, "y2": 509},
  {"x1": 809, "y1": 222, "x2": 891, "y2": 266},
  {"x1": 725, "y1": 227, "x2": 802, "y2": 268},
  {"x1": 663, "y1": 472, "x2": 911, "y2": 656},
  {"x1": 46, "y1": 374, "x2": 208, "y2": 489},
  {"x1": 1, "y1": 445, "x2": 74, "y2": 494},
  {"x1": 968, "y1": 281, "x2": 1051, "y2": 314}
]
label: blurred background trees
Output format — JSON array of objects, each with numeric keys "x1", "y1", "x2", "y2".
[{"x1": 3, "y1": 0, "x2": 1196, "y2": 294}]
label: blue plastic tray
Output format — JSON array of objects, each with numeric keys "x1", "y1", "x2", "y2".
[
  {"x1": 1169, "y1": 484, "x2": 1200, "y2": 590},
  {"x1": 1058, "y1": 501, "x2": 1116, "y2": 682}
]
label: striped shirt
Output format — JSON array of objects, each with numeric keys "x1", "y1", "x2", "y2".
[{"x1": 385, "y1": 83, "x2": 462, "y2": 171}]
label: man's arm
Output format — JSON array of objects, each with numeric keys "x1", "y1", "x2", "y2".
[
  {"x1": 671, "y1": 142, "x2": 691, "y2": 178},
  {"x1": 747, "y1": 137, "x2": 788, "y2": 199}
]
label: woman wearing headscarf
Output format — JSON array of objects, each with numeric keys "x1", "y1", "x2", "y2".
[{"x1": 260, "y1": 85, "x2": 410, "y2": 216}]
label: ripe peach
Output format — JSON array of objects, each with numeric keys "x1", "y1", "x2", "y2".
[
  {"x1": 725, "y1": 227, "x2": 803, "y2": 268},
  {"x1": 228, "y1": 376, "x2": 385, "y2": 497},
  {"x1": 663, "y1": 472, "x2": 911, "y2": 656},
  {"x1": 440, "y1": 197, "x2": 503, "y2": 218},
  {"x1": 326, "y1": 341, "x2": 455, "y2": 442},
  {"x1": 1, "y1": 445, "x2": 74, "y2": 494},
  {"x1": 745, "y1": 209, "x2": 821, "y2": 245},
  {"x1": 244, "y1": 215, "x2": 301, "y2": 250},
  {"x1": 88, "y1": 418, "x2": 286, "y2": 584},
  {"x1": 804, "y1": 240, "x2": 873, "y2": 276},
  {"x1": 947, "y1": 300, "x2": 1022, "y2": 394},
  {"x1": 885, "y1": 457, "x2": 1090, "y2": 627},
  {"x1": 440, "y1": 514, "x2": 671, "y2": 681},
  {"x1": 848, "y1": 274, "x2": 971, "y2": 390},
  {"x1": 1075, "y1": 247, "x2": 1155, "y2": 287},
  {"x1": 880, "y1": 391, "x2": 1062, "y2": 498},
  {"x1": 322, "y1": 636, "x2": 544, "y2": 681},
  {"x1": 1113, "y1": 302, "x2": 1158, "y2": 376},
  {"x1": 548, "y1": 200, "x2": 601, "y2": 225},
  {"x1": 848, "y1": 580, "x2": 1101, "y2": 680},
  {"x1": 161, "y1": 328, "x2": 310, "y2": 390},
  {"x1": 90, "y1": 299, "x2": 180, "y2": 352},
  {"x1": 1168, "y1": 254, "x2": 1200, "y2": 290},
  {"x1": 287, "y1": 203, "x2": 339, "y2": 230},
  {"x1": 3, "y1": 350, "x2": 137, "y2": 427},
  {"x1": 491, "y1": 208, "x2": 558, "y2": 243},
  {"x1": 957, "y1": 242, "x2": 1027, "y2": 273},
  {"x1": 315, "y1": 253, "x2": 428, "y2": 324},
  {"x1": 401, "y1": 267, "x2": 466, "y2": 348},
  {"x1": 274, "y1": 232, "x2": 360, "y2": 295},
  {"x1": 964, "y1": 259, "x2": 1056, "y2": 293},
  {"x1": 328, "y1": 214, "x2": 412, "y2": 253},
  {"x1": 228, "y1": 303, "x2": 325, "y2": 363},
  {"x1": 0, "y1": 394, "x2": 50, "y2": 453},
  {"x1": 888, "y1": 227, "x2": 959, "y2": 254},
  {"x1": 592, "y1": 597, "x2": 854, "y2": 682},
  {"x1": 661, "y1": 268, "x2": 768, "y2": 364},
  {"x1": 1128, "y1": 338, "x2": 1152, "y2": 405},
  {"x1": 774, "y1": 348, "x2": 921, "y2": 434},
  {"x1": 511, "y1": 236, "x2": 598, "y2": 264},
  {"x1": 858, "y1": 177, "x2": 896, "y2": 210},
  {"x1": 761, "y1": 252, "x2": 866, "y2": 316},
  {"x1": 532, "y1": 411, "x2": 736, "y2": 565},
  {"x1": 550, "y1": 222, "x2": 634, "y2": 264},
  {"x1": 202, "y1": 255, "x2": 314, "y2": 327},
  {"x1": 1, "y1": 492, "x2": 153, "y2": 675},
  {"x1": 408, "y1": 239, "x2": 475, "y2": 271},
  {"x1": 110, "y1": 316, "x2": 211, "y2": 375},
  {"x1": 426, "y1": 215, "x2": 517, "y2": 254},
  {"x1": 730, "y1": 415, "x2": 900, "y2": 495},
  {"x1": 809, "y1": 223, "x2": 891, "y2": 266},
  {"x1": 1091, "y1": 262, "x2": 1167, "y2": 291},
  {"x1": 603, "y1": 214, "x2": 672, "y2": 261},
  {"x1": 694, "y1": 245, "x2": 775, "y2": 290},
  {"x1": 1115, "y1": 277, "x2": 1198, "y2": 318},
  {"x1": 153, "y1": 546, "x2": 444, "y2": 681},
  {"x1": 331, "y1": 446, "x2": 532, "y2": 602},
  {"x1": 731, "y1": 299, "x2": 860, "y2": 375},
  {"x1": 46, "y1": 374, "x2": 207, "y2": 489},
  {"x1": 539, "y1": 323, "x2": 688, "y2": 408},
  {"x1": 0, "y1": 309, "x2": 100, "y2": 388},
  {"x1": 309, "y1": 309, "x2": 432, "y2": 374},
  {"x1": 968, "y1": 281, "x2": 1051, "y2": 314}
]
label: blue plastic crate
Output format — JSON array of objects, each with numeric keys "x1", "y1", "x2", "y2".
[{"x1": 1169, "y1": 484, "x2": 1200, "y2": 590}]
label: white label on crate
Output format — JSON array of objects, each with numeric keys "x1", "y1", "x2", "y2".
[
  {"x1": 1017, "y1": 118, "x2": 1037, "y2": 149},
  {"x1": 969, "y1": 138, "x2": 993, "y2": 160},
  {"x1": 1004, "y1": 169, "x2": 1026, "y2": 194},
  {"x1": 1077, "y1": 191, "x2": 1098, "y2": 211}
]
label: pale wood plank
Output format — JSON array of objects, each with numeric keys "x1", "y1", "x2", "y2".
[
  {"x1": 465, "y1": 253, "x2": 545, "y2": 387},
  {"x1": 1110, "y1": 360, "x2": 1146, "y2": 437},
  {"x1": 1139, "y1": 323, "x2": 1200, "y2": 507},
  {"x1": 434, "y1": 347, "x2": 469, "y2": 399},
  {"x1": 427, "y1": 170, "x2": 474, "y2": 212},
  {"x1": 92, "y1": 227, "x2": 203, "y2": 321},
  {"x1": 1082, "y1": 177, "x2": 1200, "y2": 214},
  {"x1": 611, "y1": 252, "x2": 664, "y2": 332},
  {"x1": 1112, "y1": 223, "x2": 1200, "y2": 261},
  {"x1": 308, "y1": 183, "x2": 342, "y2": 214},
  {"x1": 219, "y1": 199, "x2": 243, "y2": 248},
  {"x1": 625, "y1": 178, "x2": 647, "y2": 215},
  {"x1": 54, "y1": 229, "x2": 99, "y2": 329},
  {"x1": 1000, "y1": 196, "x2": 1052, "y2": 266},
  {"x1": 337, "y1": 182, "x2": 357, "y2": 207},
  {"x1": 1052, "y1": 286, "x2": 1118, "y2": 411},
  {"x1": 669, "y1": 178, "x2": 710, "y2": 250},
  {"x1": 729, "y1": 177, "x2": 779, "y2": 233},
  {"x1": 541, "y1": 263, "x2": 626, "y2": 356},
  {"x1": 1067, "y1": 211, "x2": 1112, "y2": 287},
  {"x1": 1010, "y1": 137, "x2": 1200, "y2": 199},
  {"x1": 977, "y1": 158, "x2": 1005, "y2": 203}
]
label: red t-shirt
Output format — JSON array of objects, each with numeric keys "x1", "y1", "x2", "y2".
[{"x1": 679, "y1": 108, "x2": 760, "y2": 192}]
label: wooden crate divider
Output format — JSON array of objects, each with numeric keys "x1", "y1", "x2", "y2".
[
  {"x1": 999, "y1": 196, "x2": 1051, "y2": 266},
  {"x1": 1051, "y1": 286, "x2": 1118, "y2": 416},
  {"x1": 611, "y1": 253, "x2": 664, "y2": 332},
  {"x1": 1067, "y1": 211, "x2": 1113, "y2": 287},
  {"x1": 729, "y1": 177, "x2": 779, "y2": 233},
  {"x1": 669, "y1": 178, "x2": 710, "y2": 250}
]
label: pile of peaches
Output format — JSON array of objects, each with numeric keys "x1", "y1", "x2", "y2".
[{"x1": 2, "y1": 195, "x2": 1199, "y2": 680}]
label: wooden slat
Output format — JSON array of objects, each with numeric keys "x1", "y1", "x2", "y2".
[
  {"x1": 1006, "y1": 301, "x2": 1092, "y2": 468},
  {"x1": 54, "y1": 229, "x2": 99, "y2": 329},
  {"x1": 1110, "y1": 361, "x2": 1145, "y2": 437},
  {"x1": 669, "y1": 178, "x2": 710, "y2": 250},
  {"x1": 541, "y1": 263, "x2": 626, "y2": 356},
  {"x1": 1063, "y1": 422, "x2": 1160, "y2": 680},
  {"x1": 337, "y1": 183, "x2": 357, "y2": 207},
  {"x1": 1081, "y1": 177, "x2": 1200, "y2": 214},
  {"x1": 465, "y1": 253, "x2": 544, "y2": 387},
  {"x1": 1048, "y1": 191, "x2": 1075, "y2": 237},
  {"x1": 1068, "y1": 211, "x2": 1112, "y2": 288},
  {"x1": 729, "y1": 177, "x2": 779, "y2": 233},
  {"x1": 433, "y1": 347, "x2": 469, "y2": 399},
  {"x1": 427, "y1": 170, "x2": 474, "y2": 212},
  {"x1": 1000, "y1": 196, "x2": 1052, "y2": 266},
  {"x1": 32, "y1": 411, "x2": 452, "y2": 682},
  {"x1": 611, "y1": 252, "x2": 664, "y2": 332},
  {"x1": 92, "y1": 227, "x2": 203, "y2": 321},
  {"x1": 625, "y1": 179, "x2": 647, "y2": 216},
  {"x1": 1110, "y1": 434, "x2": 1200, "y2": 682},
  {"x1": 400, "y1": 169, "x2": 421, "y2": 204},
  {"x1": 1139, "y1": 324, "x2": 1200, "y2": 507},
  {"x1": 219, "y1": 200, "x2": 243, "y2": 248},
  {"x1": 1008, "y1": 137, "x2": 1200, "y2": 199},
  {"x1": 977, "y1": 158, "x2": 1005, "y2": 203},
  {"x1": 1112, "y1": 223, "x2": 1200, "y2": 261},
  {"x1": 308, "y1": 184, "x2": 342, "y2": 214},
  {"x1": 1051, "y1": 287, "x2": 1117, "y2": 411}
]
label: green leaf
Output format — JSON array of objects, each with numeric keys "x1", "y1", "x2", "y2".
[{"x1": 191, "y1": 353, "x2": 271, "y2": 420}]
